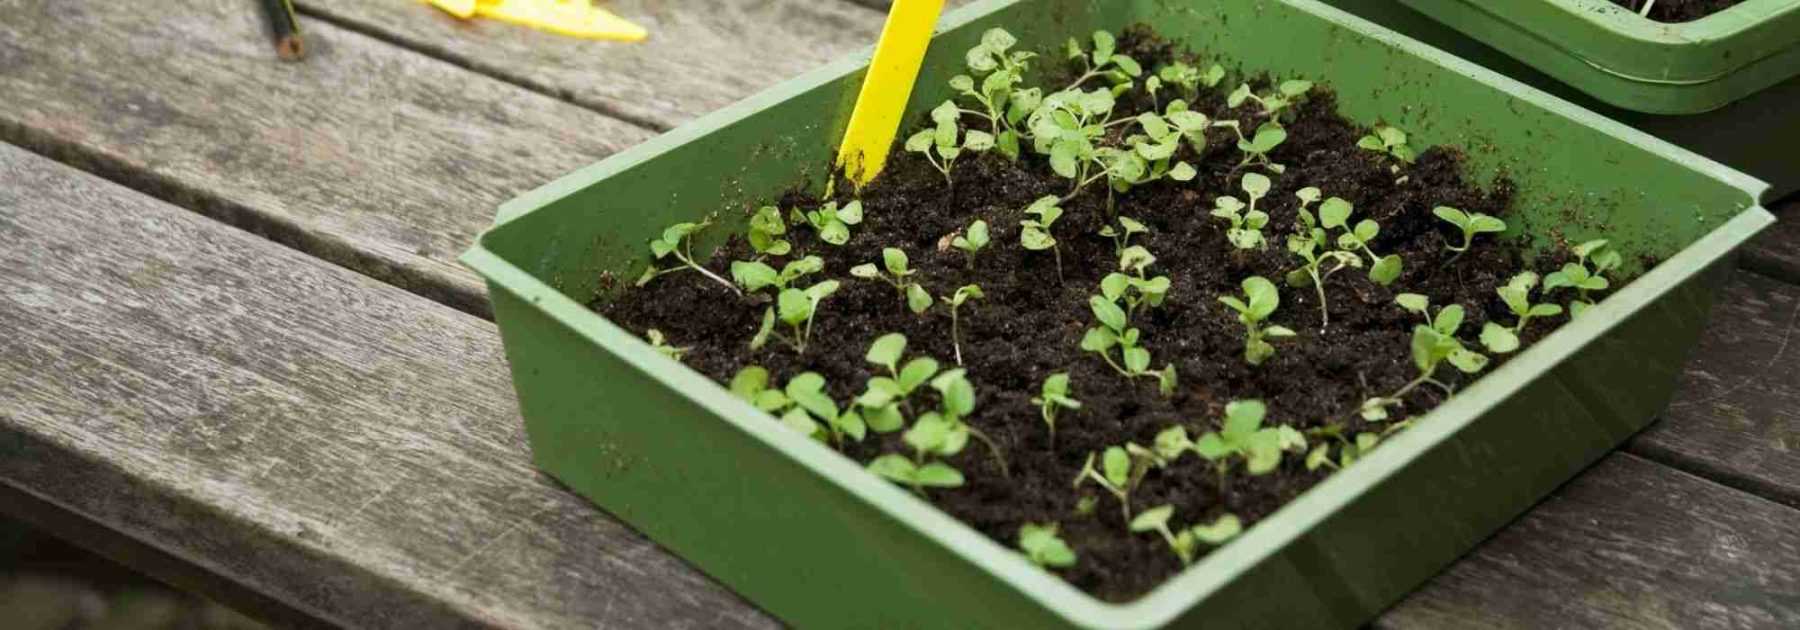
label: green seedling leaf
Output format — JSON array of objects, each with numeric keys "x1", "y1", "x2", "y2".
[
  {"x1": 1090, "y1": 296, "x2": 1128, "y2": 332},
  {"x1": 731, "y1": 260, "x2": 780, "y2": 293},
  {"x1": 1190, "y1": 514, "x2": 1242, "y2": 545},
  {"x1": 1435, "y1": 205, "x2": 1507, "y2": 253},
  {"x1": 907, "y1": 283, "x2": 935, "y2": 314},
  {"x1": 884, "y1": 248, "x2": 910, "y2": 276},
  {"x1": 729, "y1": 366, "x2": 768, "y2": 401},
  {"x1": 750, "y1": 307, "x2": 775, "y2": 350},
  {"x1": 1129, "y1": 505, "x2": 1174, "y2": 532},
  {"x1": 1018, "y1": 522, "x2": 1077, "y2": 568},
  {"x1": 1101, "y1": 446, "x2": 1130, "y2": 487},
  {"x1": 867, "y1": 333, "x2": 907, "y2": 370},
  {"x1": 1154, "y1": 426, "x2": 1193, "y2": 462},
  {"x1": 868, "y1": 454, "x2": 915, "y2": 482},
  {"x1": 1480, "y1": 322, "x2": 1519, "y2": 354},
  {"x1": 899, "y1": 357, "x2": 940, "y2": 393},
  {"x1": 915, "y1": 463, "x2": 965, "y2": 487},
  {"x1": 1370, "y1": 255, "x2": 1403, "y2": 285},
  {"x1": 777, "y1": 288, "x2": 811, "y2": 325},
  {"x1": 1396, "y1": 293, "x2": 1430, "y2": 317}
]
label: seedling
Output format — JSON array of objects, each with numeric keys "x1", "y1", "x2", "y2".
[
  {"x1": 950, "y1": 28, "x2": 1039, "y2": 157},
  {"x1": 1218, "y1": 276, "x2": 1296, "y2": 366},
  {"x1": 1318, "y1": 196, "x2": 1401, "y2": 285},
  {"x1": 747, "y1": 205, "x2": 791, "y2": 257},
  {"x1": 852, "y1": 247, "x2": 934, "y2": 314},
  {"x1": 638, "y1": 220, "x2": 740, "y2": 295},
  {"x1": 1227, "y1": 80, "x2": 1313, "y2": 121},
  {"x1": 1153, "y1": 60, "x2": 1225, "y2": 103},
  {"x1": 906, "y1": 101, "x2": 995, "y2": 187},
  {"x1": 1481, "y1": 271, "x2": 1563, "y2": 354},
  {"x1": 942, "y1": 284, "x2": 984, "y2": 365},
  {"x1": 749, "y1": 280, "x2": 840, "y2": 354},
  {"x1": 1017, "y1": 522, "x2": 1077, "y2": 569},
  {"x1": 1213, "y1": 120, "x2": 1288, "y2": 173},
  {"x1": 1081, "y1": 294, "x2": 1179, "y2": 396},
  {"x1": 1193, "y1": 401, "x2": 1305, "y2": 492},
  {"x1": 787, "y1": 372, "x2": 866, "y2": 447},
  {"x1": 1031, "y1": 372, "x2": 1082, "y2": 445},
  {"x1": 1025, "y1": 87, "x2": 1121, "y2": 199},
  {"x1": 1162, "y1": 106, "x2": 1217, "y2": 154},
  {"x1": 870, "y1": 364, "x2": 1008, "y2": 477},
  {"x1": 1110, "y1": 111, "x2": 1201, "y2": 191},
  {"x1": 1129, "y1": 505, "x2": 1194, "y2": 564},
  {"x1": 1101, "y1": 245, "x2": 1172, "y2": 319},
  {"x1": 857, "y1": 333, "x2": 940, "y2": 433},
  {"x1": 929, "y1": 367, "x2": 1009, "y2": 476},
  {"x1": 1072, "y1": 444, "x2": 1157, "y2": 521},
  {"x1": 730, "y1": 365, "x2": 784, "y2": 408},
  {"x1": 867, "y1": 448, "x2": 964, "y2": 496},
  {"x1": 1362, "y1": 295, "x2": 1489, "y2": 420},
  {"x1": 1129, "y1": 505, "x2": 1243, "y2": 565},
  {"x1": 1211, "y1": 173, "x2": 1272, "y2": 250},
  {"x1": 1098, "y1": 216, "x2": 1148, "y2": 257},
  {"x1": 729, "y1": 367, "x2": 865, "y2": 448},
  {"x1": 1031, "y1": 94, "x2": 1193, "y2": 201},
  {"x1": 792, "y1": 199, "x2": 864, "y2": 246},
  {"x1": 1074, "y1": 495, "x2": 1099, "y2": 517},
  {"x1": 1433, "y1": 206, "x2": 1506, "y2": 258},
  {"x1": 1019, "y1": 195, "x2": 1068, "y2": 282},
  {"x1": 1285, "y1": 187, "x2": 1362, "y2": 329},
  {"x1": 1062, "y1": 30, "x2": 1143, "y2": 93},
  {"x1": 729, "y1": 255, "x2": 823, "y2": 294},
  {"x1": 644, "y1": 329, "x2": 687, "y2": 360},
  {"x1": 869, "y1": 367, "x2": 993, "y2": 493},
  {"x1": 1152, "y1": 425, "x2": 1195, "y2": 465},
  {"x1": 950, "y1": 219, "x2": 989, "y2": 269},
  {"x1": 1303, "y1": 423, "x2": 1385, "y2": 471},
  {"x1": 1356, "y1": 125, "x2": 1416, "y2": 163},
  {"x1": 1544, "y1": 239, "x2": 1621, "y2": 318}
]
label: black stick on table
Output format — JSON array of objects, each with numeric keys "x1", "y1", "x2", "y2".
[{"x1": 259, "y1": 0, "x2": 304, "y2": 61}]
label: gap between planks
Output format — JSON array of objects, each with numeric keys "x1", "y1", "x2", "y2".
[
  {"x1": 290, "y1": 3, "x2": 672, "y2": 132},
  {"x1": 0, "y1": 0, "x2": 657, "y2": 321}
]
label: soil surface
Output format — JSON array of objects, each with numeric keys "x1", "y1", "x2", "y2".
[
  {"x1": 1610, "y1": 0, "x2": 1745, "y2": 22},
  {"x1": 599, "y1": 27, "x2": 1602, "y2": 601}
]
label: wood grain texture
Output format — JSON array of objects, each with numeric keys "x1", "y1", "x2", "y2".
[
  {"x1": 1741, "y1": 198, "x2": 1797, "y2": 283},
  {"x1": 300, "y1": 0, "x2": 884, "y2": 129},
  {"x1": 1629, "y1": 271, "x2": 1800, "y2": 508},
  {"x1": 1380, "y1": 453, "x2": 1800, "y2": 630},
  {"x1": 0, "y1": 145, "x2": 775, "y2": 629},
  {"x1": 0, "y1": 0, "x2": 653, "y2": 317}
]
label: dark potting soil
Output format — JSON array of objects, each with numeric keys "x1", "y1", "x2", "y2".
[
  {"x1": 599, "y1": 27, "x2": 1599, "y2": 601},
  {"x1": 1610, "y1": 0, "x2": 1746, "y2": 22}
]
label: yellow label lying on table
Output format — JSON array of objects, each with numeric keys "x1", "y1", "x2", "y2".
[
  {"x1": 836, "y1": 0, "x2": 946, "y2": 186},
  {"x1": 424, "y1": 0, "x2": 647, "y2": 42}
]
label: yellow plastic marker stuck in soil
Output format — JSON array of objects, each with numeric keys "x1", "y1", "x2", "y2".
[
  {"x1": 836, "y1": 0, "x2": 946, "y2": 187},
  {"x1": 423, "y1": 0, "x2": 647, "y2": 42}
]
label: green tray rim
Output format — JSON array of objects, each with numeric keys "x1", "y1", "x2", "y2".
[{"x1": 1398, "y1": 0, "x2": 1800, "y2": 113}]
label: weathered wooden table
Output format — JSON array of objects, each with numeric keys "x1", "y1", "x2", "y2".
[{"x1": 1, "y1": 1, "x2": 1795, "y2": 627}]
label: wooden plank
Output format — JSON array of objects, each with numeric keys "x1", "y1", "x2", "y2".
[
  {"x1": 0, "y1": 144, "x2": 775, "y2": 629},
  {"x1": 0, "y1": 483, "x2": 331, "y2": 629},
  {"x1": 1628, "y1": 271, "x2": 1800, "y2": 508},
  {"x1": 0, "y1": 0, "x2": 654, "y2": 317},
  {"x1": 1741, "y1": 197, "x2": 1797, "y2": 283},
  {"x1": 1380, "y1": 453, "x2": 1800, "y2": 629},
  {"x1": 300, "y1": 0, "x2": 885, "y2": 129}
]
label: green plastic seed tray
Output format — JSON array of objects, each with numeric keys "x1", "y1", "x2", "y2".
[
  {"x1": 1318, "y1": 0, "x2": 1800, "y2": 198},
  {"x1": 461, "y1": 0, "x2": 1775, "y2": 627},
  {"x1": 1393, "y1": 0, "x2": 1800, "y2": 115}
]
